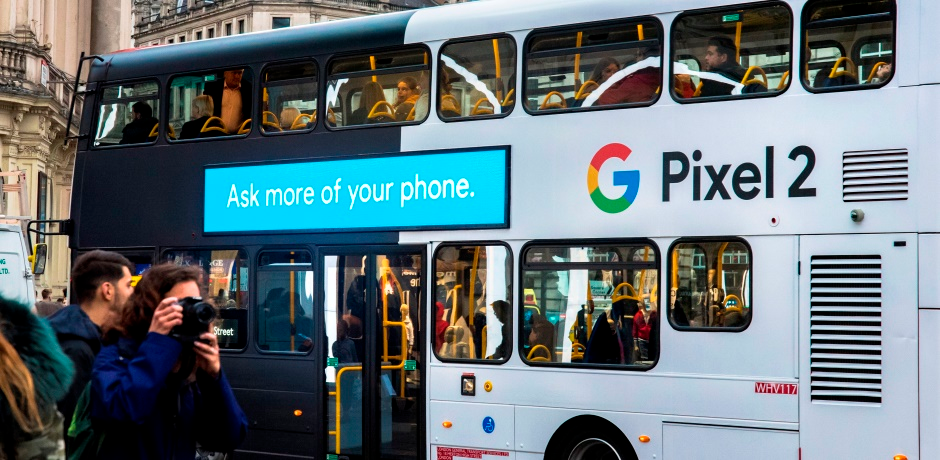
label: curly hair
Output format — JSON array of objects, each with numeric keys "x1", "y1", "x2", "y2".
[{"x1": 106, "y1": 263, "x2": 203, "y2": 344}]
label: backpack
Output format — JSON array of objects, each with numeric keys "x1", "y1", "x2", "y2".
[{"x1": 66, "y1": 382, "x2": 105, "y2": 460}]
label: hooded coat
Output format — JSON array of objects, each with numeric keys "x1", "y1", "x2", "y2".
[
  {"x1": 0, "y1": 296, "x2": 74, "y2": 460},
  {"x1": 47, "y1": 304, "x2": 102, "y2": 439}
]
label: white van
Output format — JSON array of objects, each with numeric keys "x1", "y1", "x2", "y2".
[{"x1": 0, "y1": 223, "x2": 36, "y2": 306}]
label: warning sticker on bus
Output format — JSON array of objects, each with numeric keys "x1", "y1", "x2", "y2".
[
  {"x1": 435, "y1": 446, "x2": 511, "y2": 460},
  {"x1": 754, "y1": 382, "x2": 798, "y2": 395}
]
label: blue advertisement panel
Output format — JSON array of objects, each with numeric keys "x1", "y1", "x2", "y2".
[{"x1": 204, "y1": 147, "x2": 509, "y2": 233}]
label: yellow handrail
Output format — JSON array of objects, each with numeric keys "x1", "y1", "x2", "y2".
[
  {"x1": 370, "y1": 55, "x2": 377, "y2": 82},
  {"x1": 406, "y1": 106, "x2": 416, "y2": 121},
  {"x1": 866, "y1": 61, "x2": 888, "y2": 83},
  {"x1": 470, "y1": 98, "x2": 494, "y2": 116},
  {"x1": 716, "y1": 242, "x2": 729, "y2": 290},
  {"x1": 723, "y1": 294, "x2": 744, "y2": 309},
  {"x1": 527, "y1": 344, "x2": 551, "y2": 361},
  {"x1": 148, "y1": 123, "x2": 159, "y2": 138},
  {"x1": 468, "y1": 247, "x2": 480, "y2": 326},
  {"x1": 367, "y1": 101, "x2": 395, "y2": 120},
  {"x1": 200, "y1": 116, "x2": 227, "y2": 134},
  {"x1": 290, "y1": 113, "x2": 312, "y2": 130},
  {"x1": 501, "y1": 88, "x2": 514, "y2": 107},
  {"x1": 574, "y1": 80, "x2": 598, "y2": 100},
  {"x1": 441, "y1": 94, "x2": 461, "y2": 112},
  {"x1": 692, "y1": 80, "x2": 703, "y2": 98},
  {"x1": 777, "y1": 70, "x2": 790, "y2": 90},
  {"x1": 828, "y1": 56, "x2": 857, "y2": 79},
  {"x1": 539, "y1": 91, "x2": 567, "y2": 110},
  {"x1": 492, "y1": 38, "x2": 503, "y2": 102},
  {"x1": 612, "y1": 282, "x2": 640, "y2": 303},
  {"x1": 741, "y1": 66, "x2": 768, "y2": 88},
  {"x1": 573, "y1": 31, "x2": 583, "y2": 91},
  {"x1": 237, "y1": 119, "x2": 251, "y2": 135},
  {"x1": 262, "y1": 111, "x2": 281, "y2": 132}
]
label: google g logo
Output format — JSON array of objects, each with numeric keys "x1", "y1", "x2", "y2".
[{"x1": 587, "y1": 143, "x2": 640, "y2": 213}]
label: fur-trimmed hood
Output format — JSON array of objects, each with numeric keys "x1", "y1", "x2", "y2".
[{"x1": 0, "y1": 296, "x2": 74, "y2": 406}]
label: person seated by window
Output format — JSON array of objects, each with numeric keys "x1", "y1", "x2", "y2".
[
  {"x1": 697, "y1": 36, "x2": 746, "y2": 97},
  {"x1": 437, "y1": 66, "x2": 460, "y2": 118},
  {"x1": 869, "y1": 60, "x2": 892, "y2": 84},
  {"x1": 203, "y1": 69, "x2": 251, "y2": 134},
  {"x1": 594, "y1": 47, "x2": 660, "y2": 105},
  {"x1": 394, "y1": 76, "x2": 420, "y2": 121},
  {"x1": 179, "y1": 95, "x2": 216, "y2": 139},
  {"x1": 279, "y1": 107, "x2": 301, "y2": 130},
  {"x1": 589, "y1": 57, "x2": 620, "y2": 87},
  {"x1": 119, "y1": 101, "x2": 159, "y2": 144},
  {"x1": 347, "y1": 81, "x2": 389, "y2": 126},
  {"x1": 527, "y1": 313, "x2": 555, "y2": 362}
]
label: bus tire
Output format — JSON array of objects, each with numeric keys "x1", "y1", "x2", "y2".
[{"x1": 544, "y1": 416, "x2": 638, "y2": 460}]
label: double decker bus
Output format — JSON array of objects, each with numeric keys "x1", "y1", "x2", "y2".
[{"x1": 72, "y1": 0, "x2": 933, "y2": 458}]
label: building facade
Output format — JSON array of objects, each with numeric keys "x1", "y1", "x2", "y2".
[
  {"x1": 1, "y1": 0, "x2": 132, "y2": 298},
  {"x1": 132, "y1": 0, "x2": 441, "y2": 47}
]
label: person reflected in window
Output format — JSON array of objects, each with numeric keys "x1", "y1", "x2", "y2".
[
  {"x1": 203, "y1": 69, "x2": 251, "y2": 134},
  {"x1": 332, "y1": 319, "x2": 358, "y2": 364},
  {"x1": 119, "y1": 101, "x2": 159, "y2": 144},
  {"x1": 394, "y1": 76, "x2": 420, "y2": 121},
  {"x1": 697, "y1": 36, "x2": 746, "y2": 97},
  {"x1": 348, "y1": 81, "x2": 389, "y2": 125},
  {"x1": 595, "y1": 47, "x2": 660, "y2": 105},
  {"x1": 869, "y1": 61, "x2": 892, "y2": 84},
  {"x1": 488, "y1": 300, "x2": 510, "y2": 360},
  {"x1": 179, "y1": 95, "x2": 215, "y2": 140}
]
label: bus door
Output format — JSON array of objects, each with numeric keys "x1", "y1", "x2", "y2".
[{"x1": 322, "y1": 247, "x2": 424, "y2": 460}]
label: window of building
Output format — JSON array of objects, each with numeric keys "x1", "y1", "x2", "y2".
[
  {"x1": 434, "y1": 244, "x2": 512, "y2": 362},
  {"x1": 669, "y1": 240, "x2": 751, "y2": 331},
  {"x1": 326, "y1": 47, "x2": 430, "y2": 128},
  {"x1": 168, "y1": 67, "x2": 252, "y2": 141},
  {"x1": 36, "y1": 172, "x2": 48, "y2": 243},
  {"x1": 262, "y1": 61, "x2": 318, "y2": 133},
  {"x1": 272, "y1": 17, "x2": 290, "y2": 29},
  {"x1": 179, "y1": 35, "x2": 186, "y2": 43},
  {"x1": 196, "y1": 30, "x2": 203, "y2": 40},
  {"x1": 164, "y1": 249, "x2": 249, "y2": 350},
  {"x1": 672, "y1": 3, "x2": 791, "y2": 101},
  {"x1": 525, "y1": 19, "x2": 663, "y2": 114},
  {"x1": 168, "y1": 38, "x2": 174, "y2": 44},
  {"x1": 238, "y1": 19, "x2": 245, "y2": 34},
  {"x1": 520, "y1": 242, "x2": 659, "y2": 367},
  {"x1": 802, "y1": 0, "x2": 895, "y2": 91},
  {"x1": 208, "y1": 27, "x2": 215, "y2": 39},
  {"x1": 438, "y1": 35, "x2": 516, "y2": 121},
  {"x1": 93, "y1": 80, "x2": 160, "y2": 147},
  {"x1": 257, "y1": 250, "x2": 314, "y2": 353},
  {"x1": 224, "y1": 22, "x2": 232, "y2": 36}
]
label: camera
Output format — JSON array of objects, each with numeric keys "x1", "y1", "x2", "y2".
[{"x1": 171, "y1": 296, "x2": 216, "y2": 343}]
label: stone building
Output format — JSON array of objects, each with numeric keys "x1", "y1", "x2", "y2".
[
  {"x1": 132, "y1": 0, "x2": 441, "y2": 47},
  {"x1": 0, "y1": 0, "x2": 132, "y2": 297}
]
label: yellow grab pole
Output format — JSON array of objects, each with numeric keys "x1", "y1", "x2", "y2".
[
  {"x1": 492, "y1": 39, "x2": 503, "y2": 101},
  {"x1": 468, "y1": 247, "x2": 480, "y2": 326},
  {"x1": 585, "y1": 282, "x2": 594, "y2": 341},
  {"x1": 574, "y1": 31, "x2": 583, "y2": 90},
  {"x1": 716, "y1": 242, "x2": 729, "y2": 290},
  {"x1": 734, "y1": 22, "x2": 743, "y2": 62},
  {"x1": 637, "y1": 24, "x2": 645, "y2": 41},
  {"x1": 289, "y1": 258, "x2": 295, "y2": 352},
  {"x1": 370, "y1": 55, "x2": 377, "y2": 82}
]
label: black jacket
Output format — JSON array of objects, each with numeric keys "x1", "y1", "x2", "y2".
[
  {"x1": 47, "y1": 305, "x2": 102, "y2": 438},
  {"x1": 699, "y1": 64, "x2": 747, "y2": 97},
  {"x1": 119, "y1": 116, "x2": 158, "y2": 144}
]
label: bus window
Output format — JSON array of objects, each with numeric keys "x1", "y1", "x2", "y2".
[
  {"x1": 669, "y1": 240, "x2": 751, "y2": 331},
  {"x1": 520, "y1": 243, "x2": 659, "y2": 368},
  {"x1": 524, "y1": 18, "x2": 662, "y2": 114},
  {"x1": 438, "y1": 35, "x2": 516, "y2": 120},
  {"x1": 672, "y1": 3, "x2": 792, "y2": 101},
  {"x1": 169, "y1": 67, "x2": 253, "y2": 141},
  {"x1": 164, "y1": 249, "x2": 249, "y2": 350},
  {"x1": 326, "y1": 48, "x2": 430, "y2": 128},
  {"x1": 257, "y1": 250, "x2": 314, "y2": 353},
  {"x1": 94, "y1": 81, "x2": 160, "y2": 147},
  {"x1": 434, "y1": 244, "x2": 512, "y2": 362},
  {"x1": 262, "y1": 61, "x2": 318, "y2": 133},
  {"x1": 802, "y1": 0, "x2": 895, "y2": 90}
]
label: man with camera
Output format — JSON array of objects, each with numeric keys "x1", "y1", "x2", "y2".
[{"x1": 88, "y1": 263, "x2": 247, "y2": 459}]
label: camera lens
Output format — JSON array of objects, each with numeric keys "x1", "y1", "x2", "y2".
[{"x1": 194, "y1": 302, "x2": 216, "y2": 325}]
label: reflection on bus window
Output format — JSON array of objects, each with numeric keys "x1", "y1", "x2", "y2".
[
  {"x1": 669, "y1": 240, "x2": 751, "y2": 330},
  {"x1": 434, "y1": 244, "x2": 512, "y2": 362},
  {"x1": 257, "y1": 250, "x2": 314, "y2": 353},
  {"x1": 94, "y1": 81, "x2": 160, "y2": 146},
  {"x1": 525, "y1": 19, "x2": 662, "y2": 113},
  {"x1": 169, "y1": 67, "x2": 252, "y2": 140},
  {"x1": 164, "y1": 249, "x2": 249, "y2": 350},
  {"x1": 326, "y1": 48, "x2": 429, "y2": 128},
  {"x1": 262, "y1": 61, "x2": 318, "y2": 133},
  {"x1": 521, "y1": 243, "x2": 658, "y2": 367},
  {"x1": 803, "y1": 0, "x2": 895, "y2": 90},
  {"x1": 672, "y1": 4, "x2": 791, "y2": 100},
  {"x1": 438, "y1": 36, "x2": 516, "y2": 120}
]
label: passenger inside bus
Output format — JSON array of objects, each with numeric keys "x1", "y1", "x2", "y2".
[
  {"x1": 394, "y1": 76, "x2": 420, "y2": 121},
  {"x1": 332, "y1": 319, "x2": 358, "y2": 364},
  {"x1": 698, "y1": 36, "x2": 748, "y2": 97},
  {"x1": 593, "y1": 47, "x2": 661, "y2": 106},
  {"x1": 527, "y1": 313, "x2": 555, "y2": 361},
  {"x1": 348, "y1": 81, "x2": 390, "y2": 125},
  {"x1": 203, "y1": 68, "x2": 251, "y2": 134},
  {"x1": 178, "y1": 95, "x2": 218, "y2": 140},
  {"x1": 119, "y1": 101, "x2": 159, "y2": 144}
]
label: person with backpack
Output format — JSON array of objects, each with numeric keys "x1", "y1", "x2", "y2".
[
  {"x1": 0, "y1": 294, "x2": 74, "y2": 459},
  {"x1": 86, "y1": 264, "x2": 247, "y2": 459}
]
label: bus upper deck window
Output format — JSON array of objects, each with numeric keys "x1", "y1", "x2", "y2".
[
  {"x1": 524, "y1": 19, "x2": 662, "y2": 114},
  {"x1": 94, "y1": 81, "x2": 160, "y2": 147},
  {"x1": 438, "y1": 35, "x2": 516, "y2": 121},
  {"x1": 668, "y1": 240, "x2": 752, "y2": 332},
  {"x1": 168, "y1": 67, "x2": 253, "y2": 141},
  {"x1": 325, "y1": 48, "x2": 430, "y2": 129},
  {"x1": 802, "y1": 0, "x2": 895, "y2": 91},
  {"x1": 261, "y1": 61, "x2": 318, "y2": 134},
  {"x1": 672, "y1": 3, "x2": 792, "y2": 102}
]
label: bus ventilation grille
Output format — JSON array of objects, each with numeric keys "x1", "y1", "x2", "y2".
[
  {"x1": 843, "y1": 149, "x2": 908, "y2": 202},
  {"x1": 809, "y1": 255, "x2": 882, "y2": 405}
]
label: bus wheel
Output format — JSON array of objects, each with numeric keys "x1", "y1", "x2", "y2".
[{"x1": 544, "y1": 417, "x2": 637, "y2": 460}]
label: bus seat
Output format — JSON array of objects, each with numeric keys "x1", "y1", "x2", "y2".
[
  {"x1": 575, "y1": 80, "x2": 598, "y2": 100},
  {"x1": 167, "y1": 124, "x2": 177, "y2": 140},
  {"x1": 237, "y1": 119, "x2": 252, "y2": 135},
  {"x1": 263, "y1": 111, "x2": 282, "y2": 132},
  {"x1": 440, "y1": 94, "x2": 462, "y2": 117},
  {"x1": 501, "y1": 88, "x2": 514, "y2": 107},
  {"x1": 820, "y1": 57, "x2": 858, "y2": 88},
  {"x1": 290, "y1": 112, "x2": 312, "y2": 130},
  {"x1": 866, "y1": 61, "x2": 889, "y2": 83},
  {"x1": 692, "y1": 80, "x2": 703, "y2": 98},
  {"x1": 777, "y1": 70, "x2": 790, "y2": 90},
  {"x1": 612, "y1": 282, "x2": 640, "y2": 303},
  {"x1": 367, "y1": 101, "x2": 396, "y2": 123},
  {"x1": 406, "y1": 106, "x2": 416, "y2": 121},
  {"x1": 539, "y1": 91, "x2": 567, "y2": 110},
  {"x1": 200, "y1": 116, "x2": 228, "y2": 137},
  {"x1": 470, "y1": 98, "x2": 494, "y2": 116},
  {"x1": 148, "y1": 123, "x2": 159, "y2": 139},
  {"x1": 527, "y1": 344, "x2": 551, "y2": 361}
]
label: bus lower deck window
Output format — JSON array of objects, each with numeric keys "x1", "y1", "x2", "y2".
[{"x1": 669, "y1": 240, "x2": 752, "y2": 331}]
